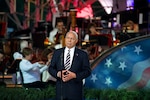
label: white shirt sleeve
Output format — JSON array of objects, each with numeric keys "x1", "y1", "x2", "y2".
[
  {"x1": 20, "y1": 60, "x2": 38, "y2": 71},
  {"x1": 33, "y1": 62, "x2": 49, "y2": 73},
  {"x1": 84, "y1": 34, "x2": 89, "y2": 41},
  {"x1": 49, "y1": 28, "x2": 58, "y2": 43},
  {"x1": 39, "y1": 65, "x2": 48, "y2": 73}
]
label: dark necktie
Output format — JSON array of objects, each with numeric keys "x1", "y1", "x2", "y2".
[{"x1": 64, "y1": 49, "x2": 71, "y2": 70}]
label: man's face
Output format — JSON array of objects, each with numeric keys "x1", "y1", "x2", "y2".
[
  {"x1": 65, "y1": 32, "x2": 78, "y2": 48},
  {"x1": 57, "y1": 22, "x2": 64, "y2": 31}
]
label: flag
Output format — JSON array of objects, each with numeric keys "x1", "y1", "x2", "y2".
[
  {"x1": 85, "y1": 37, "x2": 150, "y2": 90},
  {"x1": 10, "y1": 0, "x2": 16, "y2": 14}
]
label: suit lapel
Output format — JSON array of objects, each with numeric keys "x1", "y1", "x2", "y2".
[
  {"x1": 60, "y1": 48, "x2": 65, "y2": 69},
  {"x1": 71, "y1": 48, "x2": 79, "y2": 69}
]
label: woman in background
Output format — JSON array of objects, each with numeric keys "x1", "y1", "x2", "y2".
[
  {"x1": 84, "y1": 23, "x2": 102, "y2": 60},
  {"x1": 84, "y1": 22, "x2": 101, "y2": 41},
  {"x1": 40, "y1": 47, "x2": 56, "y2": 85}
]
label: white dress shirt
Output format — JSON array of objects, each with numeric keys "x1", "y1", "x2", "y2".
[{"x1": 64, "y1": 47, "x2": 75, "y2": 69}]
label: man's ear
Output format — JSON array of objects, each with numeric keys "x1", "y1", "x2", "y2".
[{"x1": 76, "y1": 39, "x2": 78, "y2": 44}]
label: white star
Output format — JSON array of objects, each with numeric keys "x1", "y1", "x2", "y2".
[
  {"x1": 118, "y1": 61, "x2": 127, "y2": 71},
  {"x1": 134, "y1": 45, "x2": 143, "y2": 55},
  {"x1": 90, "y1": 74, "x2": 98, "y2": 83},
  {"x1": 105, "y1": 58, "x2": 112, "y2": 68},
  {"x1": 105, "y1": 77, "x2": 112, "y2": 86}
]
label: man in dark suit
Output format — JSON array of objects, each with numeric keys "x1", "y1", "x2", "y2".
[{"x1": 49, "y1": 31, "x2": 91, "y2": 100}]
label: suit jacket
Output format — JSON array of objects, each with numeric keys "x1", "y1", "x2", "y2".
[{"x1": 49, "y1": 47, "x2": 91, "y2": 100}]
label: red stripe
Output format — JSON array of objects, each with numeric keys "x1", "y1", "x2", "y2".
[{"x1": 128, "y1": 67, "x2": 150, "y2": 90}]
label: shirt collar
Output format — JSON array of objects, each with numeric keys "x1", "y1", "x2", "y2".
[{"x1": 65, "y1": 47, "x2": 75, "y2": 52}]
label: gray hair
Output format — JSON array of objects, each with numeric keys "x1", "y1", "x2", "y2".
[{"x1": 66, "y1": 31, "x2": 78, "y2": 40}]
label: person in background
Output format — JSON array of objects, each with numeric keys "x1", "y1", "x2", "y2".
[
  {"x1": 120, "y1": 20, "x2": 139, "y2": 42},
  {"x1": 49, "y1": 19, "x2": 65, "y2": 44},
  {"x1": 84, "y1": 23, "x2": 102, "y2": 61},
  {"x1": 84, "y1": 22, "x2": 101, "y2": 42},
  {"x1": 49, "y1": 31, "x2": 91, "y2": 100},
  {"x1": 125, "y1": 20, "x2": 135, "y2": 33},
  {"x1": 40, "y1": 47, "x2": 56, "y2": 85},
  {"x1": 123, "y1": 20, "x2": 139, "y2": 33},
  {"x1": 11, "y1": 40, "x2": 29, "y2": 84},
  {"x1": 19, "y1": 47, "x2": 50, "y2": 89}
]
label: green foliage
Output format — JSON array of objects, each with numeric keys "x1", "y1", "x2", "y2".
[
  {"x1": 84, "y1": 88, "x2": 101, "y2": 100},
  {"x1": 84, "y1": 88, "x2": 150, "y2": 100},
  {"x1": 1, "y1": 86, "x2": 150, "y2": 100},
  {"x1": 0, "y1": 85, "x2": 56, "y2": 100}
]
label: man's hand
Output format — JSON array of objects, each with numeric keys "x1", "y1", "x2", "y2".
[
  {"x1": 57, "y1": 70, "x2": 76, "y2": 82},
  {"x1": 62, "y1": 70, "x2": 76, "y2": 82}
]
